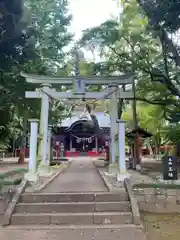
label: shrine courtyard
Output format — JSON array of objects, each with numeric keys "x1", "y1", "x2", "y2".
[{"x1": 0, "y1": 157, "x2": 180, "y2": 240}]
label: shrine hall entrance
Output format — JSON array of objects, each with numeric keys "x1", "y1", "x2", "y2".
[
  {"x1": 65, "y1": 120, "x2": 99, "y2": 155},
  {"x1": 71, "y1": 134, "x2": 96, "y2": 152},
  {"x1": 53, "y1": 118, "x2": 109, "y2": 158}
]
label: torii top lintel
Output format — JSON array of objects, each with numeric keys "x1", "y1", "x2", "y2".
[{"x1": 21, "y1": 73, "x2": 133, "y2": 85}]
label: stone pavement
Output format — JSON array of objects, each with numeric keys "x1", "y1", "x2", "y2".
[
  {"x1": 0, "y1": 157, "x2": 147, "y2": 240},
  {"x1": 43, "y1": 157, "x2": 108, "y2": 192},
  {"x1": 0, "y1": 226, "x2": 146, "y2": 240}
]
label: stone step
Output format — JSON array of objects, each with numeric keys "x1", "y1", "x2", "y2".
[
  {"x1": 15, "y1": 202, "x2": 94, "y2": 213},
  {"x1": 95, "y1": 202, "x2": 131, "y2": 212},
  {"x1": 20, "y1": 192, "x2": 128, "y2": 203},
  {"x1": 3, "y1": 224, "x2": 143, "y2": 230},
  {"x1": 11, "y1": 212, "x2": 133, "y2": 225},
  {"x1": 20, "y1": 193, "x2": 94, "y2": 203},
  {"x1": 94, "y1": 192, "x2": 128, "y2": 202},
  {"x1": 94, "y1": 212, "x2": 133, "y2": 225},
  {"x1": 15, "y1": 202, "x2": 131, "y2": 213}
]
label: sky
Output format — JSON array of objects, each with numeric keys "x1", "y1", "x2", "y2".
[{"x1": 68, "y1": 0, "x2": 120, "y2": 40}]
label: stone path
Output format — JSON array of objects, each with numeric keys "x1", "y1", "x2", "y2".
[
  {"x1": 0, "y1": 157, "x2": 147, "y2": 240},
  {"x1": 0, "y1": 226, "x2": 146, "y2": 240},
  {"x1": 42, "y1": 158, "x2": 108, "y2": 192}
]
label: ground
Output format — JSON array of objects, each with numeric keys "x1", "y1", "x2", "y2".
[
  {"x1": 0, "y1": 226, "x2": 147, "y2": 240},
  {"x1": 0, "y1": 158, "x2": 28, "y2": 174},
  {"x1": 1, "y1": 214, "x2": 180, "y2": 240},
  {"x1": 142, "y1": 213, "x2": 180, "y2": 240},
  {"x1": 0, "y1": 156, "x2": 180, "y2": 239}
]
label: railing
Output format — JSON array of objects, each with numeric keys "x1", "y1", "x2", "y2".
[
  {"x1": 124, "y1": 178, "x2": 141, "y2": 225},
  {"x1": 0, "y1": 168, "x2": 28, "y2": 220}
]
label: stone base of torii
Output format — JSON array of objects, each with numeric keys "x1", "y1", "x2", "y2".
[
  {"x1": 24, "y1": 119, "x2": 53, "y2": 182},
  {"x1": 22, "y1": 73, "x2": 134, "y2": 183}
]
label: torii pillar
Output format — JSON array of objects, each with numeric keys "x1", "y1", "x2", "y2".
[
  {"x1": 38, "y1": 84, "x2": 52, "y2": 176},
  {"x1": 116, "y1": 120, "x2": 130, "y2": 182},
  {"x1": 109, "y1": 86, "x2": 118, "y2": 174},
  {"x1": 25, "y1": 119, "x2": 39, "y2": 182}
]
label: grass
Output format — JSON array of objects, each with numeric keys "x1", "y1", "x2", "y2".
[
  {"x1": 0, "y1": 168, "x2": 27, "y2": 190},
  {"x1": 0, "y1": 168, "x2": 28, "y2": 179},
  {"x1": 0, "y1": 178, "x2": 23, "y2": 193},
  {"x1": 3, "y1": 178, "x2": 22, "y2": 185},
  {"x1": 134, "y1": 183, "x2": 180, "y2": 189}
]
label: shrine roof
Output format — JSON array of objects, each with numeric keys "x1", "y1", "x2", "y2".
[
  {"x1": 60, "y1": 112, "x2": 110, "y2": 128},
  {"x1": 126, "y1": 127, "x2": 153, "y2": 138}
]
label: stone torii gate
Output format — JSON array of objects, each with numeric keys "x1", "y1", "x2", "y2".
[{"x1": 22, "y1": 73, "x2": 133, "y2": 181}]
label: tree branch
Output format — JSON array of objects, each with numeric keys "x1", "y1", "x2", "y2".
[
  {"x1": 137, "y1": 0, "x2": 180, "y2": 67},
  {"x1": 136, "y1": 97, "x2": 167, "y2": 105},
  {"x1": 136, "y1": 97, "x2": 179, "y2": 106}
]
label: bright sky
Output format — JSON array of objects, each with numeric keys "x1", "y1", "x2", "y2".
[{"x1": 68, "y1": 0, "x2": 119, "y2": 40}]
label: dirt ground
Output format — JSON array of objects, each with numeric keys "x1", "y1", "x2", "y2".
[
  {"x1": 0, "y1": 158, "x2": 28, "y2": 174},
  {"x1": 142, "y1": 213, "x2": 180, "y2": 240}
]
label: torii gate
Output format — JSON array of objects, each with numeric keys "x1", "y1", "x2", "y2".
[{"x1": 22, "y1": 73, "x2": 133, "y2": 181}]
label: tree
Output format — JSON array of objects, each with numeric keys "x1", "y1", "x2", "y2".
[
  {"x1": 137, "y1": 0, "x2": 180, "y2": 66},
  {"x1": 15, "y1": 0, "x2": 74, "y2": 163},
  {"x1": 122, "y1": 103, "x2": 166, "y2": 156},
  {"x1": 0, "y1": 0, "x2": 73, "y2": 163},
  {"x1": 80, "y1": 0, "x2": 180, "y2": 124},
  {"x1": 0, "y1": 0, "x2": 35, "y2": 149},
  {"x1": 137, "y1": 104, "x2": 165, "y2": 154},
  {"x1": 136, "y1": 0, "x2": 180, "y2": 122},
  {"x1": 25, "y1": 0, "x2": 73, "y2": 74}
]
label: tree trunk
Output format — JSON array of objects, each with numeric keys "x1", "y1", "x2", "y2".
[
  {"x1": 17, "y1": 116, "x2": 27, "y2": 164},
  {"x1": 131, "y1": 76, "x2": 140, "y2": 168},
  {"x1": 147, "y1": 142, "x2": 153, "y2": 156},
  {"x1": 154, "y1": 141, "x2": 158, "y2": 159},
  {"x1": 154, "y1": 134, "x2": 161, "y2": 159}
]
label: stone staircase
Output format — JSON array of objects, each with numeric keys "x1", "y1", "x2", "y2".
[{"x1": 10, "y1": 191, "x2": 133, "y2": 226}]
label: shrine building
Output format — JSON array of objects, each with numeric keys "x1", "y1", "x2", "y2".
[{"x1": 52, "y1": 111, "x2": 110, "y2": 157}]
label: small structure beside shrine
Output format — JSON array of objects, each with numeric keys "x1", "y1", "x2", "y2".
[{"x1": 126, "y1": 127, "x2": 153, "y2": 169}]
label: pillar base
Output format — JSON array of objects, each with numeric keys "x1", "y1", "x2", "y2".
[
  {"x1": 24, "y1": 172, "x2": 39, "y2": 182},
  {"x1": 59, "y1": 157, "x2": 68, "y2": 162},
  {"x1": 108, "y1": 163, "x2": 118, "y2": 174},
  {"x1": 38, "y1": 164, "x2": 52, "y2": 177},
  {"x1": 136, "y1": 164, "x2": 141, "y2": 170},
  {"x1": 116, "y1": 172, "x2": 131, "y2": 182}
]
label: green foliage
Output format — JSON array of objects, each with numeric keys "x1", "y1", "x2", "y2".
[
  {"x1": 2, "y1": 0, "x2": 180, "y2": 151},
  {"x1": 25, "y1": 0, "x2": 73, "y2": 74},
  {"x1": 0, "y1": 0, "x2": 73, "y2": 149},
  {"x1": 122, "y1": 103, "x2": 166, "y2": 150},
  {"x1": 80, "y1": 0, "x2": 180, "y2": 128},
  {"x1": 138, "y1": 0, "x2": 180, "y2": 32},
  {"x1": 0, "y1": 0, "x2": 33, "y2": 71},
  {"x1": 137, "y1": 104, "x2": 165, "y2": 134},
  {"x1": 0, "y1": 168, "x2": 28, "y2": 179},
  {"x1": 163, "y1": 124, "x2": 180, "y2": 145},
  {"x1": 137, "y1": 0, "x2": 180, "y2": 122},
  {"x1": 133, "y1": 183, "x2": 180, "y2": 189},
  {"x1": 0, "y1": 0, "x2": 33, "y2": 146}
]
